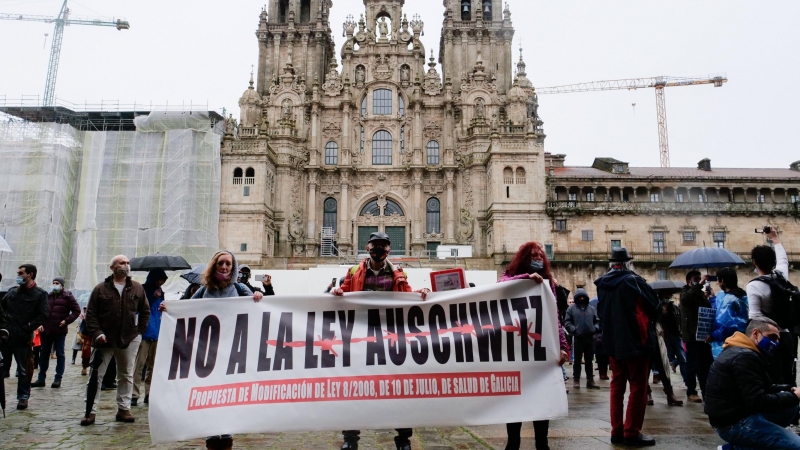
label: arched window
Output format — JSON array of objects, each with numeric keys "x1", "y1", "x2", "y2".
[
  {"x1": 325, "y1": 141, "x2": 338, "y2": 165},
  {"x1": 360, "y1": 198, "x2": 405, "y2": 216},
  {"x1": 426, "y1": 141, "x2": 440, "y2": 165},
  {"x1": 372, "y1": 130, "x2": 392, "y2": 165},
  {"x1": 361, "y1": 95, "x2": 367, "y2": 117},
  {"x1": 373, "y1": 89, "x2": 392, "y2": 115},
  {"x1": 461, "y1": 0, "x2": 472, "y2": 21},
  {"x1": 399, "y1": 95, "x2": 406, "y2": 117},
  {"x1": 279, "y1": 0, "x2": 288, "y2": 22},
  {"x1": 245, "y1": 167, "x2": 255, "y2": 185},
  {"x1": 323, "y1": 198, "x2": 337, "y2": 232},
  {"x1": 426, "y1": 198, "x2": 440, "y2": 233},
  {"x1": 300, "y1": 0, "x2": 311, "y2": 22},
  {"x1": 503, "y1": 167, "x2": 513, "y2": 184},
  {"x1": 515, "y1": 167, "x2": 526, "y2": 185},
  {"x1": 482, "y1": 0, "x2": 492, "y2": 20},
  {"x1": 233, "y1": 167, "x2": 243, "y2": 184}
]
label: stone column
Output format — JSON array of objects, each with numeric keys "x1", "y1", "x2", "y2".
[
  {"x1": 307, "y1": 170, "x2": 318, "y2": 242},
  {"x1": 339, "y1": 169, "x2": 351, "y2": 250},
  {"x1": 445, "y1": 169, "x2": 456, "y2": 244},
  {"x1": 413, "y1": 169, "x2": 424, "y2": 245}
]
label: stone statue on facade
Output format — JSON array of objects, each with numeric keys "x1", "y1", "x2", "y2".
[
  {"x1": 378, "y1": 17, "x2": 389, "y2": 38},
  {"x1": 475, "y1": 98, "x2": 485, "y2": 118},
  {"x1": 400, "y1": 65, "x2": 410, "y2": 82},
  {"x1": 355, "y1": 65, "x2": 366, "y2": 84},
  {"x1": 281, "y1": 99, "x2": 292, "y2": 120},
  {"x1": 224, "y1": 114, "x2": 237, "y2": 136}
]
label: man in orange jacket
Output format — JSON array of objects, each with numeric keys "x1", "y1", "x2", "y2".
[{"x1": 331, "y1": 231, "x2": 429, "y2": 450}]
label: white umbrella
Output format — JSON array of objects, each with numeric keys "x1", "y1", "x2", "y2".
[{"x1": 0, "y1": 235, "x2": 11, "y2": 253}]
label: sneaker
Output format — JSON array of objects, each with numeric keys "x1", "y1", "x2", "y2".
[
  {"x1": 30, "y1": 379, "x2": 45, "y2": 388},
  {"x1": 717, "y1": 445, "x2": 732, "y2": 450},
  {"x1": 623, "y1": 434, "x2": 656, "y2": 446}
]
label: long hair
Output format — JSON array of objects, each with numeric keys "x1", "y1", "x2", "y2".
[
  {"x1": 203, "y1": 251, "x2": 234, "y2": 292},
  {"x1": 504, "y1": 242, "x2": 553, "y2": 280}
]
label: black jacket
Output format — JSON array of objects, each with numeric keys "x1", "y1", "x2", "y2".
[
  {"x1": 595, "y1": 269, "x2": 662, "y2": 361},
  {"x1": 0, "y1": 284, "x2": 49, "y2": 346},
  {"x1": 704, "y1": 337, "x2": 799, "y2": 428},
  {"x1": 680, "y1": 284, "x2": 711, "y2": 342}
]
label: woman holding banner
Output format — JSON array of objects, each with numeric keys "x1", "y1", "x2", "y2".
[
  {"x1": 498, "y1": 241, "x2": 570, "y2": 450},
  {"x1": 162, "y1": 250, "x2": 263, "y2": 450}
]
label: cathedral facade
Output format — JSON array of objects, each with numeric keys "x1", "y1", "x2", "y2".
[{"x1": 222, "y1": 0, "x2": 549, "y2": 264}]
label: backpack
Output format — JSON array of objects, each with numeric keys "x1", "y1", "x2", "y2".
[
  {"x1": 193, "y1": 282, "x2": 248, "y2": 299},
  {"x1": 752, "y1": 272, "x2": 800, "y2": 329}
]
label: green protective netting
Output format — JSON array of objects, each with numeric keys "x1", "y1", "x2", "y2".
[{"x1": 0, "y1": 117, "x2": 221, "y2": 293}]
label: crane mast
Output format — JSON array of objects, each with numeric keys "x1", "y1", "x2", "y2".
[
  {"x1": 537, "y1": 75, "x2": 727, "y2": 167},
  {"x1": 0, "y1": 0, "x2": 130, "y2": 106}
]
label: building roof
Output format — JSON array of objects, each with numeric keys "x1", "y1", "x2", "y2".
[{"x1": 552, "y1": 166, "x2": 800, "y2": 180}]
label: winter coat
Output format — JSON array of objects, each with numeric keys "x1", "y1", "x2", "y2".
[
  {"x1": 659, "y1": 301, "x2": 681, "y2": 340},
  {"x1": 142, "y1": 270, "x2": 166, "y2": 341},
  {"x1": 1, "y1": 284, "x2": 49, "y2": 346},
  {"x1": 595, "y1": 268, "x2": 662, "y2": 361},
  {"x1": 498, "y1": 273, "x2": 570, "y2": 353},
  {"x1": 85, "y1": 275, "x2": 149, "y2": 349},
  {"x1": 680, "y1": 283, "x2": 712, "y2": 342},
  {"x1": 704, "y1": 331, "x2": 799, "y2": 428},
  {"x1": 340, "y1": 259, "x2": 412, "y2": 293},
  {"x1": 564, "y1": 302, "x2": 599, "y2": 337},
  {"x1": 710, "y1": 289, "x2": 749, "y2": 359},
  {"x1": 43, "y1": 290, "x2": 81, "y2": 335}
]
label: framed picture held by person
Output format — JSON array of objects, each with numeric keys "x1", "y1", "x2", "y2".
[{"x1": 430, "y1": 268, "x2": 466, "y2": 292}]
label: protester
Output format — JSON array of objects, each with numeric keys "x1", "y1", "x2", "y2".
[
  {"x1": 31, "y1": 277, "x2": 80, "y2": 389},
  {"x1": 238, "y1": 264, "x2": 274, "y2": 295},
  {"x1": 169, "y1": 250, "x2": 264, "y2": 450},
  {"x1": 181, "y1": 283, "x2": 202, "y2": 299},
  {"x1": 71, "y1": 307, "x2": 86, "y2": 364},
  {"x1": 657, "y1": 291, "x2": 687, "y2": 386},
  {"x1": 496, "y1": 241, "x2": 569, "y2": 450},
  {"x1": 747, "y1": 228, "x2": 795, "y2": 386},
  {"x1": 680, "y1": 270, "x2": 714, "y2": 403},
  {"x1": 332, "y1": 232, "x2": 429, "y2": 450},
  {"x1": 709, "y1": 268, "x2": 749, "y2": 359},
  {"x1": 131, "y1": 269, "x2": 167, "y2": 406},
  {"x1": 80, "y1": 255, "x2": 150, "y2": 426},
  {"x1": 705, "y1": 318, "x2": 800, "y2": 449},
  {"x1": 647, "y1": 301, "x2": 684, "y2": 407},
  {"x1": 0, "y1": 264, "x2": 49, "y2": 410},
  {"x1": 596, "y1": 248, "x2": 661, "y2": 447},
  {"x1": 564, "y1": 288, "x2": 600, "y2": 390},
  {"x1": 590, "y1": 296, "x2": 610, "y2": 380}
]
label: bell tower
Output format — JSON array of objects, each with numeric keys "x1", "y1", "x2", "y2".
[{"x1": 440, "y1": 0, "x2": 514, "y2": 94}]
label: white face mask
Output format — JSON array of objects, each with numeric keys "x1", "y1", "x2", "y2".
[{"x1": 52, "y1": 285, "x2": 62, "y2": 292}]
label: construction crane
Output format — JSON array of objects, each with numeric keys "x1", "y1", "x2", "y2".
[
  {"x1": 0, "y1": 0, "x2": 129, "y2": 106},
  {"x1": 537, "y1": 75, "x2": 727, "y2": 167}
]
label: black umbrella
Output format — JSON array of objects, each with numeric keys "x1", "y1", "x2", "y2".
[
  {"x1": 85, "y1": 351, "x2": 104, "y2": 420},
  {"x1": 648, "y1": 280, "x2": 684, "y2": 295},
  {"x1": 130, "y1": 254, "x2": 191, "y2": 271},
  {"x1": 180, "y1": 265, "x2": 206, "y2": 285},
  {"x1": 669, "y1": 247, "x2": 746, "y2": 269}
]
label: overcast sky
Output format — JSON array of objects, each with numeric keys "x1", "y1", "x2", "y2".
[{"x1": 1, "y1": 0, "x2": 797, "y2": 169}]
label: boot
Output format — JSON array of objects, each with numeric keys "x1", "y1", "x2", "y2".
[
  {"x1": 586, "y1": 379, "x2": 601, "y2": 390},
  {"x1": 687, "y1": 394, "x2": 703, "y2": 403},
  {"x1": 573, "y1": 379, "x2": 580, "y2": 389},
  {"x1": 81, "y1": 368, "x2": 87, "y2": 376},
  {"x1": 646, "y1": 386, "x2": 654, "y2": 406},
  {"x1": 30, "y1": 379, "x2": 45, "y2": 388},
  {"x1": 652, "y1": 373, "x2": 661, "y2": 384},
  {"x1": 664, "y1": 385, "x2": 683, "y2": 406},
  {"x1": 80, "y1": 414, "x2": 95, "y2": 426},
  {"x1": 115, "y1": 409, "x2": 135, "y2": 423}
]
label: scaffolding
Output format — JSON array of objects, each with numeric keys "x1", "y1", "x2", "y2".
[{"x1": 0, "y1": 103, "x2": 222, "y2": 292}]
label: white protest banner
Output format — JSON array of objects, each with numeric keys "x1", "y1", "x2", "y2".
[{"x1": 148, "y1": 280, "x2": 567, "y2": 443}]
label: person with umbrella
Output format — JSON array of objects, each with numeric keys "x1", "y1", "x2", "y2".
[
  {"x1": 596, "y1": 248, "x2": 661, "y2": 447},
  {"x1": 131, "y1": 269, "x2": 167, "y2": 406},
  {"x1": 680, "y1": 270, "x2": 715, "y2": 404},
  {"x1": 80, "y1": 255, "x2": 149, "y2": 426}
]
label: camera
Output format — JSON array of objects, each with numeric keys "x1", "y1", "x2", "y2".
[{"x1": 754, "y1": 226, "x2": 773, "y2": 234}]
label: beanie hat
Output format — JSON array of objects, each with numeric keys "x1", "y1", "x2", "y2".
[{"x1": 53, "y1": 277, "x2": 66, "y2": 288}]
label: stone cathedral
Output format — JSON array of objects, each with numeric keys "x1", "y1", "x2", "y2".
[{"x1": 221, "y1": 0, "x2": 549, "y2": 265}]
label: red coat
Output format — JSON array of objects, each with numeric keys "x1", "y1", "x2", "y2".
[
  {"x1": 43, "y1": 290, "x2": 81, "y2": 335},
  {"x1": 340, "y1": 259, "x2": 413, "y2": 293}
]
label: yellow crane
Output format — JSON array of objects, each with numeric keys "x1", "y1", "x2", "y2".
[
  {"x1": 537, "y1": 75, "x2": 727, "y2": 167},
  {"x1": 0, "y1": 0, "x2": 129, "y2": 106}
]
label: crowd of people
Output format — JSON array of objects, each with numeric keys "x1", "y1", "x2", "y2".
[{"x1": 0, "y1": 228, "x2": 798, "y2": 449}]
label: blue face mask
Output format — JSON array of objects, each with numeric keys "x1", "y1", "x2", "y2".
[
  {"x1": 52, "y1": 285, "x2": 61, "y2": 292},
  {"x1": 530, "y1": 260, "x2": 544, "y2": 271},
  {"x1": 757, "y1": 333, "x2": 780, "y2": 358},
  {"x1": 15, "y1": 276, "x2": 25, "y2": 285}
]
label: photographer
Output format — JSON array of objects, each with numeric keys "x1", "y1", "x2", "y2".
[
  {"x1": 705, "y1": 318, "x2": 800, "y2": 449},
  {"x1": 238, "y1": 265, "x2": 274, "y2": 296},
  {"x1": 748, "y1": 227, "x2": 794, "y2": 386},
  {"x1": 680, "y1": 270, "x2": 714, "y2": 404}
]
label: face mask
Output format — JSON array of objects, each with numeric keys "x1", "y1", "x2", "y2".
[
  {"x1": 530, "y1": 260, "x2": 544, "y2": 271},
  {"x1": 115, "y1": 266, "x2": 130, "y2": 277},
  {"x1": 52, "y1": 285, "x2": 61, "y2": 292},
  {"x1": 757, "y1": 333, "x2": 780, "y2": 358},
  {"x1": 15, "y1": 276, "x2": 25, "y2": 285},
  {"x1": 370, "y1": 247, "x2": 388, "y2": 262},
  {"x1": 215, "y1": 271, "x2": 232, "y2": 281}
]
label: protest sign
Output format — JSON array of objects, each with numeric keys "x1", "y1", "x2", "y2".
[
  {"x1": 148, "y1": 280, "x2": 567, "y2": 443},
  {"x1": 696, "y1": 307, "x2": 716, "y2": 341}
]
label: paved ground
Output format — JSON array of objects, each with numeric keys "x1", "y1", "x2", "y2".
[{"x1": 0, "y1": 346, "x2": 727, "y2": 449}]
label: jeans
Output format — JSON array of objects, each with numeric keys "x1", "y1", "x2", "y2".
[
  {"x1": 685, "y1": 341, "x2": 713, "y2": 397},
  {"x1": 573, "y1": 334, "x2": 595, "y2": 380},
  {"x1": 716, "y1": 406, "x2": 800, "y2": 449},
  {"x1": 665, "y1": 336, "x2": 688, "y2": 384},
  {"x1": 86, "y1": 335, "x2": 141, "y2": 413},
  {"x1": 38, "y1": 333, "x2": 66, "y2": 381},
  {"x1": 133, "y1": 339, "x2": 158, "y2": 399},
  {"x1": 609, "y1": 356, "x2": 650, "y2": 439},
  {"x1": 505, "y1": 421, "x2": 549, "y2": 450},
  {"x1": 1, "y1": 344, "x2": 31, "y2": 400}
]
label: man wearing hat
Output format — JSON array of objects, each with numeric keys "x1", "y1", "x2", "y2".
[
  {"x1": 332, "y1": 231, "x2": 430, "y2": 450},
  {"x1": 31, "y1": 277, "x2": 80, "y2": 389},
  {"x1": 596, "y1": 248, "x2": 662, "y2": 447}
]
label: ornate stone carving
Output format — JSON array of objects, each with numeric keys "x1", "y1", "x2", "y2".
[
  {"x1": 322, "y1": 61, "x2": 343, "y2": 96},
  {"x1": 422, "y1": 51, "x2": 443, "y2": 96},
  {"x1": 459, "y1": 208, "x2": 475, "y2": 241},
  {"x1": 423, "y1": 121, "x2": 442, "y2": 139},
  {"x1": 322, "y1": 122, "x2": 342, "y2": 141},
  {"x1": 371, "y1": 53, "x2": 397, "y2": 81},
  {"x1": 289, "y1": 207, "x2": 305, "y2": 242}
]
